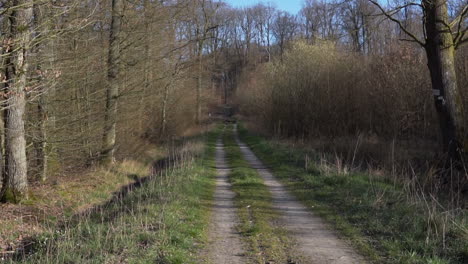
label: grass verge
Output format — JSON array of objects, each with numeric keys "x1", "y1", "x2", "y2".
[
  {"x1": 1, "y1": 143, "x2": 167, "y2": 254},
  {"x1": 238, "y1": 124, "x2": 468, "y2": 264},
  {"x1": 5, "y1": 128, "x2": 220, "y2": 264},
  {"x1": 223, "y1": 125, "x2": 292, "y2": 263}
]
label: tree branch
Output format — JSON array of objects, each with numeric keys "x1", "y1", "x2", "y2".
[
  {"x1": 454, "y1": 27, "x2": 467, "y2": 49},
  {"x1": 399, "y1": 38, "x2": 421, "y2": 43},
  {"x1": 449, "y1": 4, "x2": 468, "y2": 29},
  {"x1": 452, "y1": 4, "x2": 468, "y2": 48},
  {"x1": 457, "y1": 36, "x2": 468, "y2": 46},
  {"x1": 368, "y1": 0, "x2": 425, "y2": 47}
]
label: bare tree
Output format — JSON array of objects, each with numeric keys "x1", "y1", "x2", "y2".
[
  {"x1": 369, "y1": 0, "x2": 468, "y2": 157},
  {"x1": 300, "y1": 0, "x2": 321, "y2": 43},
  {"x1": 253, "y1": 3, "x2": 276, "y2": 61},
  {"x1": 342, "y1": 0, "x2": 376, "y2": 53},
  {"x1": 32, "y1": 0, "x2": 55, "y2": 182},
  {"x1": 193, "y1": 0, "x2": 218, "y2": 124},
  {"x1": 273, "y1": 11, "x2": 298, "y2": 57},
  {"x1": 101, "y1": 0, "x2": 123, "y2": 165}
]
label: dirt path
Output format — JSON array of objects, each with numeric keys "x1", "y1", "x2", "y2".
[
  {"x1": 206, "y1": 138, "x2": 246, "y2": 264},
  {"x1": 234, "y1": 130, "x2": 366, "y2": 264}
]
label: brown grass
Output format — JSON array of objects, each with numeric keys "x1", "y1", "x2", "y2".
[{"x1": 0, "y1": 143, "x2": 165, "y2": 256}]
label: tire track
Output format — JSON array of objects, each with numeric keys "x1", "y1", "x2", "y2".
[
  {"x1": 206, "y1": 138, "x2": 246, "y2": 264},
  {"x1": 234, "y1": 128, "x2": 366, "y2": 264}
]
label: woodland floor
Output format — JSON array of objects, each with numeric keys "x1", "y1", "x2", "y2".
[{"x1": 0, "y1": 156, "x2": 161, "y2": 257}]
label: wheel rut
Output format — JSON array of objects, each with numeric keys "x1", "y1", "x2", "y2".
[
  {"x1": 206, "y1": 138, "x2": 246, "y2": 264},
  {"x1": 234, "y1": 128, "x2": 366, "y2": 264}
]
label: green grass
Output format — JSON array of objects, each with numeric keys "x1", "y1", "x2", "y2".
[
  {"x1": 223, "y1": 125, "x2": 292, "y2": 264},
  {"x1": 237, "y1": 124, "x2": 468, "y2": 264},
  {"x1": 7, "y1": 128, "x2": 221, "y2": 264}
]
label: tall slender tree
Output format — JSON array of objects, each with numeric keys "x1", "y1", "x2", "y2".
[
  {"x1": 32, "y1": 0, "x2": 53, "y2": 182},
  {"x1": 194, "y1": 0, "x2": 218, "y2": 124},
  {"x1": 101, "y1": 0, "x2": 123, "y2": 165}
]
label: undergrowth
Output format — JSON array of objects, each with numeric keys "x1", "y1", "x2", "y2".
[
  {"x1": 5, "y1": 128, "x2": 220, "y2": 264},
  {"x1": 238, "y1": 124, "x2": 468, "y2": 264}
]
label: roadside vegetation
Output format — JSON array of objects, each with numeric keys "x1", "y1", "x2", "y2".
[
  {"x1": 223, "y1": 125, "x2": 292, "y2": 264},
  {"x1": 4, "y1": 129, "x2": 219, "y2": 263},
  {"x1": 0, "y1": 154, "x2": 160, "y2": 254},
  {"x1": 238, "y1": 124, "x2": 468, "y2": 264},
  {"x1": 1, "y1": 0, "x2": 466, "y2": 262}
]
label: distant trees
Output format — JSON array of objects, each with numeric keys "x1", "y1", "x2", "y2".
[
  {"x1": 252, "y1": 3, "x2": 275, "y2": 61},
  {"x1": 342, "y1": 0, "x2": 375, "y2": 53},
  {"x1": 192, "y1": 0, "x2": 218, "y2": 124},
  {"x1": 272, "y1": 11, "x2": 298, "y2": 57}
]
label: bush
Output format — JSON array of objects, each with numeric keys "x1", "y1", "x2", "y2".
[{"x1": 237, "y1": 40, "x2": 441, "y2": 141}]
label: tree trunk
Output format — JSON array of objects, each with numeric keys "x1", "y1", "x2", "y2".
[
  {"x1": 2, "y1": 0, "x2": 33, "y2": 202},
  {"x1": 196, "y1": 40, "x2": 203, "y2": 124},
  {"x1": 0, "y1": 5, "x2": 11, "y2": 198},
  {"x1": 101, "y1": 0, "x2": 123, "y2": 165},
  {"x1": 139, "y1": 0, "x2": 151, "y2": 130},
  {"x1": 161, "y1": 82, "x2": 170, "y2": 136},
  {"x1": 424, "y1": 0, "x2": 466, "y2": 157},
  {"x1": 32, "y1": 2, "x2": 51, "y2": 182}
]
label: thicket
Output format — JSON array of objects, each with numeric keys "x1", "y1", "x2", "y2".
[
  {"x1": 237, "y1": 41, "x2": 468, "y2": 160},
  {"x1": 239, "y1": 41, "x2": 466, "y2": 139}
]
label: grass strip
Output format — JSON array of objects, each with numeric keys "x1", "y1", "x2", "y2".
[
  {"x1": 223, "y1": 125, "x2": 292, "y2": 264},
  {"x1": 7, "y1": 128, "x2": 221, "y2": 264},
  {"x1": 237, "y1": 124, "x2": 468, "y2": 264}
]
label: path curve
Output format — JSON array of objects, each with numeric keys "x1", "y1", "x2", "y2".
[
  {"x1": 206, "y1": 138, "x2": 246, "y2": 264},
  {"x1": 234, "y1": 129, "x2": 366, "y2": 264}
]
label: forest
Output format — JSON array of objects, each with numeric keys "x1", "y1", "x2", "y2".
[{"x1": 0, "y1": 0, "x2": 467, "y2": 263}]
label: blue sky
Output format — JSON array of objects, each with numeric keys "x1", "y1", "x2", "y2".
[{"x1": 223, "y1": 0, "x2": 303, "y2": 14}]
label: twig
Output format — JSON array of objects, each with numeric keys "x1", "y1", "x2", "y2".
[{"x1": 368, "y1": 0, "x2": 425, "y2": 47}]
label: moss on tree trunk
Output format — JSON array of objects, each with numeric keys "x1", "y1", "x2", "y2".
[{"x1": 424, "y1": 0, "x2": 466, "y2": 157}]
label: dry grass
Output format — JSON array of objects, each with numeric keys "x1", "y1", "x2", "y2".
[
  {"x1": 2, "y1": 127, "x2": 219, "y2": 263},
  {"x1": 238, "y1": 124, "x2": 468, "y2": 263},
  {"x1": 0, "y1": 142, "x2": 166, "y2": 257}
]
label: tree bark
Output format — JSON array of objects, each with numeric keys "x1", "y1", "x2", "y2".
[
  {"x1": 101, "y1": 0, "x2": 123, "y2": 165},
  {"x1": 161, "y1": 81, "x2": 170, "y2": 136},
  {"x1": 423, "y1": 0, "x2": 466, "y2": 157},
  {"x1": 0, "y1": 5, "x2": 11, "y2": 198},
  {"x1": 32, "y1": 1, "x2": 51, "y2": 182},
  {"x1": 2, "y1": 0, "x2": 33, "y2": 202},
  {"x1": 139, "y1": 0, "x2": 151, "y2": 130},
  {"x1": 196, "y1": 41, "x2": 203, "y2": 124}
]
